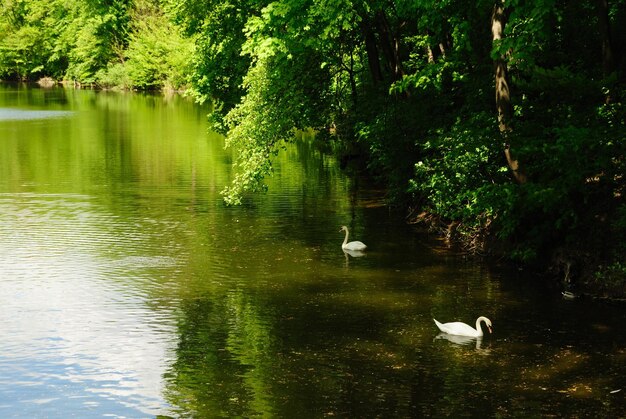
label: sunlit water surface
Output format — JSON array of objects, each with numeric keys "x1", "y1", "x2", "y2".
[{"x1": 0, "y1": 84, "x2": 624, "y2": 418}]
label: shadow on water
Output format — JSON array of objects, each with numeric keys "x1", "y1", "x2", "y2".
[{"x1": 0, "y1": 83, "x2": 624, "y2": 417}]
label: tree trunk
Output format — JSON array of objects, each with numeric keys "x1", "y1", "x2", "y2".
[
  {"x1": 349, "y1": 50, "x2": 358, "y2": 106},
  {"x1": 375, "y1": 10, "x2": 404, "y2": 81},
  {"x1": 491, "y1": 2, "x2": 526, "y2": 184},
  {"x1": 426, "y1": 45, "x2": 435, "y2": 63},
  {"x1": 596, "y1": 0, "x2": 615, "y2": 77},
  {"x1": 363, "y1": 22, "x2": 383, "y2": 84}
]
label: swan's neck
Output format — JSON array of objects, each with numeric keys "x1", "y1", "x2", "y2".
[
  {"x1": 475, "y1": 317, "x2": 489, "y2": 335},
  {"x1": 342, "y1": 229, "x2": 349, "y2": 246},
  {"x1": 475, "y1": 318, "x2": 483, "y2": 333}
]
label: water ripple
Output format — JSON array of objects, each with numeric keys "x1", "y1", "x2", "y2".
[{"x1": 0, "y1": 193, "x2": 179, "y2": 417}]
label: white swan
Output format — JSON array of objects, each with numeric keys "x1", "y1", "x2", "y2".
[
  {"x1": 340, "y1": 226, "x2": 367, "y2": 251},
  {"x1": 433, "y1": 316, "x2": 493, "y2": 337}
]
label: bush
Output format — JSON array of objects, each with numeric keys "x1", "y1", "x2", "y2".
[{"x1": 123, "y1": 8, "x2": 194, "y2": 91}]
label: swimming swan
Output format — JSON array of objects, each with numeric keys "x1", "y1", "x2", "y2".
[
  {"x1": 433, "y1": 316, "x2": 493, "y2": 337},
  {"x1": 340, "y1": 226, "x2": 367, "y2": 251}
]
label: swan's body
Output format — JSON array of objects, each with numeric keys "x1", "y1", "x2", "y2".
[
  {"x1": 340, "y1": 226, "x2": 367, "y2": 251},
  {"x1": 433, "y1": 316, "x2": 493, "y2": 337}
]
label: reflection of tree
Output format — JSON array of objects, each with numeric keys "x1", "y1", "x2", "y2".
[
  {"x1": 164, "y1": 274, "x2": 452, "y2": 417},
  {"x1": 165, "y1": 297, "x2": 249, "y2": 417},
  {"x1": 164, "y1": 290, "x2": 276, "y2": 417},
  {"x1": 0, "y1": 85, "x2": 220, "y2": 198},
  {"x1": 224, "y1": 290, "x2": 275, "y2": 415}
]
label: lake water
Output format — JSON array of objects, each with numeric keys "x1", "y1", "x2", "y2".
[{"x1": 0, "y1": 84, "x2": 624, "y2": 418}]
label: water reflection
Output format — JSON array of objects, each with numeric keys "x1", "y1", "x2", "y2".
[
  {"x1": 0, "y1": 355, "x2": 157, "y2": 417},
  {"x1": 0, "y1": 108, "x2": 74, "y2": 120},
  {"x1": 0, "y1": 192, "x2": 177, "y2": 416},
  {"x1": 0, "y1": 84, "x2": 625, "y2": 418},
  {"x1": 434, "y1": 333, "x2": 484, "y2": 349},
  {"x1": 343, "y1": 248, "x2": 367, "y2": 258}
]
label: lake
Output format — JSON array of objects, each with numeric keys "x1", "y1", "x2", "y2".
[{"x1": 0, "y1": 84, "x2": 624, "y2": 418}]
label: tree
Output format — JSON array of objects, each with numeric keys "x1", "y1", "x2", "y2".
[
  {"x1": 0, "y1": 0, "x2": 54, "y2": 79},
  {"x1": 0, "y1": 0, "x2": 191, "y2": 89},
  {"x1": 169, "y1": 0, "x2": 259, "y2": 123},
  {"x1": 491, "y1": 1, "x2": 526, "y2": 183}
]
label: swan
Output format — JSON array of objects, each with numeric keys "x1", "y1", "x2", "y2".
[
  {"x1": 433, "y1": 316, "x2": 493, "y2": 337},
  {"x1": 340, "y1": 226, "x2": 367, "y2": 251},
  {"x1": 561, "y1": 291, "x2": 576, "y2": 300}
]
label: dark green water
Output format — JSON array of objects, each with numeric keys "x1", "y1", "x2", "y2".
[{"x1": 0, "y1": 84, "x2": 624, "y2": 418}]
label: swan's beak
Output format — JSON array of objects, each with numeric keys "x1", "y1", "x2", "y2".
[{"x1": 488, "y1": 325, "x2": 493, "y2": 334}]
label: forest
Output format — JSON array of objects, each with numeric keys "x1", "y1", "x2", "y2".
[{"x1": 1, "y1": 0, "x2": 625, "y2": 297}]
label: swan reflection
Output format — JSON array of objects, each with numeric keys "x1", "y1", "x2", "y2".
[
  {"x1": 435, "y1": 332, "x2": 483, "y2": 349},
  {"x1": 343, "y1": 248, "x2": 366, "y2": 267},
  {"x1": 343, "y1": 248, "x2": 366, "y2": 258}
]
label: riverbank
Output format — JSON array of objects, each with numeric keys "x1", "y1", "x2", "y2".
[{"x1": 407, "y1": 209, "x2": 626, "y2": 302}]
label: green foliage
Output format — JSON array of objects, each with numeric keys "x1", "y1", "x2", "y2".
[
  {"x1": 169, "y1": 0, "x2": 257, "y2": 125},
  {"x1": 96, "y1": 62, "x2": 131, "y2": 89},
  {"x1": 220, "y1": 54, "x2": 290, "y2": 205},
  {"x1": 220, "y1": 0, "x2": 333, "y2": 204},
  {"x1": 410, "y1": 113, "x2": 508, "y2": 220},
  {"x1": 62, "y1": 0, "x2": 131, "y2": 83},
  {"x1": 592, "y1": 262, "x2": 626, "y2": 297},
  {"x1": 0, "y1": 0, "x2": 53, "y2": 79},
  {"x1": 0, "y1": 0, "x2": 193, "y2": 90},
  {"x1": 119, "y1": 3, "x2": 194, "y2": 90}
]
